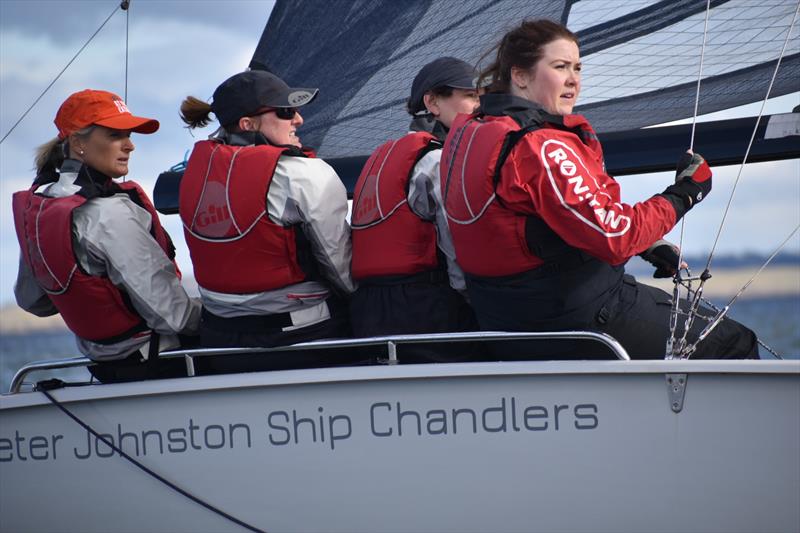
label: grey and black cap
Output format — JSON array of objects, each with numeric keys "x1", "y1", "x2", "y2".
[
  {"x1": 408, "y1": 57, "x2": 477, "y2": 114},
  {"x1": 211, "y1": 70, "x2": 319, "y2": 126}
]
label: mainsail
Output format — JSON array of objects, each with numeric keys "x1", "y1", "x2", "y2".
[{"x1": 250, "y1": 0, "x2": 799, "y2": 158}]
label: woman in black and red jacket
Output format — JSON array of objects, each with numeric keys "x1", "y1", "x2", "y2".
[{"x1": 440, "y1": 19, "x2": 757, "y2": 359}]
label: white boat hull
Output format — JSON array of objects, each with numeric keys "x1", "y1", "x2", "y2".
[{"x1": 1, "y1": 360, "x2": 798, "y2": 533}]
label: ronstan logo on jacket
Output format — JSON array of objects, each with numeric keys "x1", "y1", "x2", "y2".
[{"x1": 542, "y1": 139, "x2": 631, "y2": 237}]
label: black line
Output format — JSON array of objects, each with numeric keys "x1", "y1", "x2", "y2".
[
  {"x1": 41, "y1": 389, "x2": 267, "y2": 533},
  {"x1": 0, "y1": 4, "x2": 121, "y2": 145}
]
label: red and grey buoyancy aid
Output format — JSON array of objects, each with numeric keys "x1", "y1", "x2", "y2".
[
  {"x1": 12, "y1": 173, "x2": 177, "y2": 343},
  {"x1": 179, "y1": 139, "x2": 312, "y2": 294},
  {"x1": 441, "y1": 105, "x2": 598, "y2": 278},
  {"x1": 350, "y1": 132, "x2": 442, "y2": 279}
]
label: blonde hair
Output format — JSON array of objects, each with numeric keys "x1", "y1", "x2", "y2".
[
  {"x1": 34, "y1": 137, "x2": 65, "y2": 174},
  {"x1": 33, "y1": 125, "x2": 96, "y2": 174},
  {"x1": 180, "y1": 96, "x2": 214, "y2": 129}
]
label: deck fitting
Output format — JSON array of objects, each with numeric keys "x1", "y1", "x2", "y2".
[{"x1": 666, "y1": 373, "x2": 688, "y2": 413}]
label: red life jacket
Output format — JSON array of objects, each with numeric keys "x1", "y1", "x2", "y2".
[
  {"x1": 351, "y1": 132, "x2": 441, "y2": 280},
  {"x1": 442, "y1": 111, "x2": 606, "y2": 278},
  {"x1": 12, "y1": 178, "x2": 177, "y2": 343},
  {"x1": 441, "y1": 113, "x2": 544, "y2": 277},
  {"x1": 179, "y1": 140, "x2": 310, "y2": 294}
]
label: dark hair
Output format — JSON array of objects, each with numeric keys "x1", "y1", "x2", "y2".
[
  {"x1": 407, "y1": 85, "x2": 455, "y2": 115},
  {"x1": 180, "y1": 95, "x2": 255, "y2": 132},
  {"x1": 478, "y1": 19, "x2": 578, "y2": 93},
  {"x1": 180, "y1": 96, "x2": 215, "y2": 129}
]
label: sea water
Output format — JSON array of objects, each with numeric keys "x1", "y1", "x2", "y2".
[{"x1": 1, "y1": 295, "x2": 798, "y2": 393}]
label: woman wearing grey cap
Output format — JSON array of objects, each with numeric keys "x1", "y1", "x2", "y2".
[
  {"x1": 349, "y1": 57, "x2": 481, "y2": 362},
  {"x1": 177, "y1": 70, "x2": 355, "y2": 365}
]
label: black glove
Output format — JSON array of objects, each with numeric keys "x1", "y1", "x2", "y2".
[
  {"x1": 660, "y1": 152, "x2": 712, "y2": 220},
  {"x1": 639, "y1": 239, "x2": 681, "y2": 278}
]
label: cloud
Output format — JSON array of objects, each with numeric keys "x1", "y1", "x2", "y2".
[
  {"x1": 0, "y1": 0, "x2": 273, "y2": 304},
  {"x1": 618, "y1": 159, "x2": 800, "y2": 256}
]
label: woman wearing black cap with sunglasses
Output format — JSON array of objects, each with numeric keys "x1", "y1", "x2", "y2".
[
  {"x1": 178, "y1": 70, "x2": 355, "y2": 365},
  {"x1": 349, "y1": 57, "x2": 481, "y2": 362}
]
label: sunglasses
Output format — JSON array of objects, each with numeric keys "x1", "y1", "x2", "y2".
[{"x1": 256, "y1": 107, "x2": 298, "y2": 120}]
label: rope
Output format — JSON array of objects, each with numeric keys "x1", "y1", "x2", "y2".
[
  {"x1": 672, "y1": 1, "x2": 799, "y2": 358},
  {"x1": 703, "y1": 1, "x2": 800, "y2": 271},
  {"x1": 0, "y1": 3, "x2": 121, "y2": 145},
  {"x1": 667, "y1": 0, "x2": 711, "y2": 358},
  {"x1": 40, "y1": 388, "x2": 267, "y2": 533},
  {"x1": 688, "y1": 0, "x2": 711, "y2": 153}
]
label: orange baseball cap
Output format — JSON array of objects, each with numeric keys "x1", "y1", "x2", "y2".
[{"x1": 54, "y1": 89, "x2": 159, "y2": 139}]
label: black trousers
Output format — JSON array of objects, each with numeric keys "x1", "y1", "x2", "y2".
[
  {"x1": 88, "y1": 334, "x2": 200, "y2": 383},
  {"x1": 198, "y1": 301, "x2": 364, "y2": 373},
  {"x1": 468, "y1": 272, "x2": 758, "y2": 360},
  {"x1": 350, "y1": 273, "x2": 483, "y2": 363},
  {"x1": 592, "y1": 275, "x2": 758, "y2": 359}
]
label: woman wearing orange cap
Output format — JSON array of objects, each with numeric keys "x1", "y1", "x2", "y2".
[{"x1": 12, "y1": 89, "x2": 201, "y2": 381}]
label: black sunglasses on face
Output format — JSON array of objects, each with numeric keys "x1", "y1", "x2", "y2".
[{"x1": 261, "y1": 107, "x2": 298, "y2": 120}]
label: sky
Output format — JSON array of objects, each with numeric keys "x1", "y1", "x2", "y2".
[{"x1": 0, "y1": 0, "x2": 798, "y2": 307}]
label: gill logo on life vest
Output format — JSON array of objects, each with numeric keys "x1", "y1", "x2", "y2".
[
  {"x1": 353, "y1": 188, "x2": 380, "y2": 225},
  {"x1": 541, "y1": 139, "x2": 631, "y2": 237},
  {"x1": 192, "y1": 181, "x2": 235, "y2": 237}
]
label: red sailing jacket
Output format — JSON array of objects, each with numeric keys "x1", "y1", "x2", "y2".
[
  {"x1": 441, "y1": 111, "x2": 677, "y2": 277},
  {"x1": 351, "y1": 132, "x2": 441, "y2": 279},
  {"x1": 12, "y1": 179, "x2": 177, "y2": 343},
  {"x1": 180, "y1": 140, "x2": 309, "y2": 294}
]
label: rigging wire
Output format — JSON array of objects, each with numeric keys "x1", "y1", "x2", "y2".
[
  {"x1": 39, "y1": 388, "x2": 268, "y2": 533},
  {"x1": 123, "y1": 1, "x2": 130, "y2": 102},
  {"x1": 688, "y1": 0, "x2": 711, "y2": 153},
  {"x1": 682, "y1": 223, "x2": 800, "y2": 358},
  {"x1": 678, "y1": 281, "x2": 782, "y2": 358},
  {"x1": 0, "y1": 3, "x2": 122, "y2": 146},
  {"x1": 666, "y1": 0, "x2": 711, "y2": 358},
  {"x1": 673, "y1": 1, "x2": 800, "y2": 357},
  {"x1": 703, "y1": 1, "x2": 799, "y2": 271}
]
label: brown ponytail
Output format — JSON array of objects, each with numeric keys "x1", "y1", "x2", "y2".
[
  {"x1": 478, "y1": 19, "x2": 578, "y2": 94},
  {"x1": 180, "y1": 96, "x2": 214, "y2": 129}
]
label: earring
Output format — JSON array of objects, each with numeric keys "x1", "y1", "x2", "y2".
[{"x1": 79, "y1": 150, "x2": 85, "y2": 156}]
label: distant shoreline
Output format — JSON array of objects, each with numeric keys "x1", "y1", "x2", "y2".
[
  {"x1": 1, "y1": 266, "x2": 797, "y2": 335},
  {"x1": 635, "y1": 265, "x2": 800, "y2": 301}
]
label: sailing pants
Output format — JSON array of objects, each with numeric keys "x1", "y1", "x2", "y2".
[
  {"x1": 198, "y1": 298, "x2": 364, "y2": 373},
  {"x1": 350, "y1": 271, "x2": 483, "y2": 363},
  {"x1": 467, "y1": 271, "x2": 758, "y2": 360},
  {"x1": 592, "y1": 275, "x2": 759, "y2": 359}
]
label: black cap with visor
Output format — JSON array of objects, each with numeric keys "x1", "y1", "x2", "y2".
[
  {"x1": 407, "y1": 57, "x2": 477, "y2": 115},
  {"x1": 211, "y1": 70, "x2": 319, "y2": 127}
]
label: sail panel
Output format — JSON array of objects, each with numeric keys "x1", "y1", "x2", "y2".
[
  {"x1": 568, "y1": 0, "x2": 662, "y2": 32},
  {"x1": 251, "y1": 0, "x2": 800, "y2": 157},
  {"x1": 582, "y1": 54, "x2": 800, "y2": 131},
  {"x1": 578, "y1": 1, "x2": 800, "y2": 105}
]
